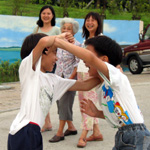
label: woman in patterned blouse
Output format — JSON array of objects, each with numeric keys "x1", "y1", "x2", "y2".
[{"x1": 49, "y1": 17, "x2": 81, "y2": 143}]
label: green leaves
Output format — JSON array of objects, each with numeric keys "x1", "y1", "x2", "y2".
[{"x1": 0, "y1": 60, "x2": 20, "y2": 83}]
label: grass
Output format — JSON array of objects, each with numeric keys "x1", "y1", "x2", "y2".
[
  {"x1": 0, "y1": 47, "x2": 21, "y2": 51},
  {"x1": 0, "y1": 0, "x2": 149, "y2": 28}
]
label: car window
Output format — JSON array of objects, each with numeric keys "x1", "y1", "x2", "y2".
[{"x1": 144, "y1": 26, "x2": 150, "y2": 40}]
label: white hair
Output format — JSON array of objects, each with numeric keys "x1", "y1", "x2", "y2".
[{"x1": 60, "y1": 17, "x2": 79, "y2": 34}]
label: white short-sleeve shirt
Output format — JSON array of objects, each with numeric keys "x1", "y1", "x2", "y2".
[
  {"x1": 9, "y1": 52, "x2": 76, "y2": 135},
  {"x1": 96, "y1": 62, "x2": 144, "y2": 128}
]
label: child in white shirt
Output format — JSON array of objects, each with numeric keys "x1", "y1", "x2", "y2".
[
  {"x1": 7, "y1": 33, "x2": 100, "y2": 150},
  {"x1": 54, "y1": 35, "x2": 150, "y2": 150}
]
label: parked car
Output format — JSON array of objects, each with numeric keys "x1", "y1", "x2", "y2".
[{"x1": 122, "y1": 24, "x2": 150, "y2": 74}]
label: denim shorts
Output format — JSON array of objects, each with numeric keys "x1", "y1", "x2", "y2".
[{"x1": 113, "y1": 124, "x2": 150, "y2": 150}]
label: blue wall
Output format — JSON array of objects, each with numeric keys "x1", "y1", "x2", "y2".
[
  {"x1": 0, "y1": 15, "x2": 143, "y2": 63},
  {"x1": 0, "y1": 15, "x2": 143, "y2": 47}
]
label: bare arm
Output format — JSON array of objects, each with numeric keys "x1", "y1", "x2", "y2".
[
  {"x1": 54, "y1": 38, "x2": 109, "y2": 79},
  {"x1": 69, "y1": 67, "x2": 77, "y2": 79},
  {"x1": 32, "y1": 36, "x2": 56, "y2": 69},
  {"x1": 80, "y1": 99, "x2": 105, "y2": 119},
  {"x1": 68, "y1": 77, "x2": 101, "y2": 91},
  {"x1": 32, "y1": 33, "x2": 74, "y2": 69}
]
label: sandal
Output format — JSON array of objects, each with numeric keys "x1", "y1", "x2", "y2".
[
  {"x1": 77, "y1": 138, "x2": 87, "y2": 148},
  {"x1": 64, "y1": 129, "x2": 77, "y2": 136},
  {"x1": 86, "y1": 134, "x2": 103, "y2": 141},
  {"x1": 49, "y1": 135, "x2": 65, "y2": 143}
]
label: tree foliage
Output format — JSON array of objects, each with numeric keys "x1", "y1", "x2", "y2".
[
  {"x1": 11, "y1": 0, "x2": 27, "y2": 15},
  {"x1": 3, "y1": 0, "x2": 150, "y2": 19},
  {"x1": 0, "y1": 60, "x2": 20, "y2": 83}
]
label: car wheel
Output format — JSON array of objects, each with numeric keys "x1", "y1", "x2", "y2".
[{"x1": 128, "y1": 56, "x2": 143, "y2": 74}]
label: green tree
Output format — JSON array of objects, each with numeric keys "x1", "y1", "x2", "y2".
[
  {"x1": 125, "y1": 0, "x2": 132, "y2": 12},
  {"x1": 107, "y1": 0, "x2": 118, "y2": 15},
  {"x1": 32, "y1": 0, "x2": 39, "y2": 4},
  {"x1": 60, "y1": 0, "x2": 72, "y2": 17},
  {"x1": 0, "y1": 60, "x2": 20, "y2": 83},
  {"x1": 40, "y1": 0, "x2": 52, "y2": 4},
  {"x1": 131, "y1": 0, "x2": 147, "y2": 19},
  {"x1": 11, "y1": 0, "x2": 27, "y2": 15}
]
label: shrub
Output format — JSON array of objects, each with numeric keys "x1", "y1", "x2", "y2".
[{"x1": 0, "y1": 60, "x2": 21, "y2": 83}]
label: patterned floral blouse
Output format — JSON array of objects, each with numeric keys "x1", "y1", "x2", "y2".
[{"x1": 55, "y1": 40, "x2": 81, "y2": 79}]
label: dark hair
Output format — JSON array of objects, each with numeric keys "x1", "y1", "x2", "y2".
[
  {"x1": 85, "y1": 36, "x2": 122, "y2": 67},
  {"x1": 82, "y1": 12, "x2": 102, "y2": 40},
  {"x1": 37, "y1": 5, "x2": 56, "y2": 27},
  {"x1": 21, "y1": 33, "x2": 47, "y2": 59}
]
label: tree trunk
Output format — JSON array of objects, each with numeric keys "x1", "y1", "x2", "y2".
[
  {"x1": 84, "y1": 0, "x2": 94, "y2": 9},
  {"x1": 35, "y1": 0, "x2": 39, "y2": 4},
  {"x1": 96, "y1": 0, "x2": 100, "y2": 8},
  {"x1": 25, "y1": 0, "x2": 30, "y2": 4},
  {"x1": 82, "y1": 0, "x2": 84, "y2": 8}
]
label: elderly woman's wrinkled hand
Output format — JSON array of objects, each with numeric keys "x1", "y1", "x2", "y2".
[
  {"x1": 65, "y1": 32, "x2": 75, "y2": 44},
  {"x1": 57, "y1": 32, "x2": 75, "y2": 43}
]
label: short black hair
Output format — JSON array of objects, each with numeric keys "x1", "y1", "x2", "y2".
[
  {"x1": 82, "y1": 12, "x2": 102, "y2": 40},
  {"x1": 85, "y1": 35, "x2": 122, "y2": 67},
  {"x1": 21, "y1": 33, "x2": 47, "y2": 59},
  {"x1": 37, "y1": 5, "x2": 56, "y2": 27}
]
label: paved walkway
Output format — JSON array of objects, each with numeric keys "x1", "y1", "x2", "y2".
[
  {"x1": 0, "y1": 82, "x2": 21, "y2": 113},
  {"x1": 0, "y1": 71, "x2": 150, "y2": 150}
]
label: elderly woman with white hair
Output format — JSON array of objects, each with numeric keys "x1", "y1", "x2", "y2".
[{"x1": 49, "y1": 17, "x2": 81, "y2": 143}]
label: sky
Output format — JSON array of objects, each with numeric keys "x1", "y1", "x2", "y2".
[{"x1": 0, "y1": 15, "x2": 142, "y2": 47}]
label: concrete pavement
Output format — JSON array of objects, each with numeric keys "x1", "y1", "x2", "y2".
[{"x1": 0, "y1": 70, "x2": 150, "y2": 150}]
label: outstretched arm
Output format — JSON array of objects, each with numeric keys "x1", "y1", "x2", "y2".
[
  {"x1": 80, "y1": 99, "x2": 105, "y2": 119},
  {"x1": 32, "y1": 33, "x2": 74, "y2": 69},
  {"x1": 54, "y1": 37, "x2": 109, "y2": 79},
  {"x1": 68, "y1": 77, "x2": 101, "y2": 91},
  {"x1": 69, "y1": 67, "x2": 77, "y2": 79}
]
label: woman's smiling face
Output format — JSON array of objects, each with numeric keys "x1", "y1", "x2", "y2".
[
  {"x1": 41, "y1": 8, "x2": 53, "y2": 24},
  {"x1": 85, "y1": 16, "x2": 98, "y2": 34}
]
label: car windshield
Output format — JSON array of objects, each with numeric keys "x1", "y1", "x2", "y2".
[{"x1": 144, "y1": 26, "x2": 150, "y2": 40}]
